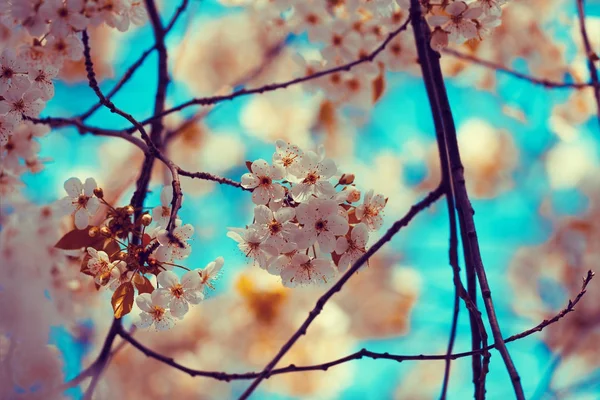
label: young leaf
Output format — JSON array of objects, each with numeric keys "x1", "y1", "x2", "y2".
[
  {"x1": 104, "y1": 239, "x2": 121, "y2": 261},
  {"x1": 245, "y1": 161, "x2": 253, "y2": 172},
  {"x1": 133, "y1": 274, "x2": 155, "y2": 294},
  {"x1": 55, "y1": 227, "x2": 103, "y2": 250},
  {"x1": 372, "y1": 69, "x2": 386, "y2": 104},
  {"x1": 111, "y1": 282, "x2": 134, "y2": 319}
]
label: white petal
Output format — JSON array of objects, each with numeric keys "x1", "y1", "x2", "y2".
[
  {"x1": 135, "y1": 312, "x2": 154, "y2": 329},
  {"x1": 327, "y1": 215, "x2": 349, "y2": 236},
  {"x1": 175, "y1": 224, "x2": 194, "y2": 240},
  {"x1": 252, "y1": 186, "x2": 271, "y2": 205},
  {"x1": 275, "y1": 207, "x2": 295, "y2": 223},
  {"x1": 335, "y1": 237, "x2": 349, "y2": 254},
  {"x1": 254, "y1": 205, "x2": 273, "y2": 224},
  {"x1": 317, "y1": 231, "x2": 336, "y2": 253},
  {"x1": 157, "y1": 270, "x2": 179, "y2": 289},
  {"x1": 135, "y1": 293, "x2": 153, "y2": 313},
  {"x1": 352, "y1": 223, "x2": 369, "y2": 248},
  {"x1": 316, "y1": 158, "x2": 337, "y2": 179},
  {"x1": 83, "y1": 177, "x2": 97, "y2": 196},
  {"x1": 152, "y1": 289, "x2": 171, "y2": 308},
  {"x1": 169, "y1": 298, "x2": 189, "y2": 319},
  {"x1": 64, "y1": 177, "x2": 83, "y2": 197},
  {"x1": 251, "y1": 159, "x2": 270, "y2": 176},
  {"x1": 181, "y1": 270, "x2": 201, "y2": 289},
  {"x1": 74, "y1": 207, "x2": 89, "y2": 230},
  {"x1": 241, "y1": 173, "x2": 259, "y2": 189},
  {"x1": 184, "y1": 289, "x2": 204, "y2": 305},
  {"x1": 86, "y1": 196, "x2": 100, "y2": 215}
]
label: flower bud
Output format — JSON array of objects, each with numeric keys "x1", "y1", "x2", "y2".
[
  {"x1": 346, "y1": 187, "x2": 361, "y2": 203},
  {"x1": 141, "y1": 214, "x2": 152, "y2": 226},
  {"x1": 88, "y1": 226, "x2": 100, "y2": 237},
  {"x1": 93, "y1": 188, "x2": 104, "y2": 199},
  {"x1": 99, "y1": 226, "x2": 111, "y2": 237},
  {"x1": 124, "y1": 205, "x2": 135, "y2": 215},
  {"x1": 338, "y1": 173, "x2": 355, "y2": 185}
]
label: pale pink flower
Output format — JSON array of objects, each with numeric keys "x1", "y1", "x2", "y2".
[
  {"x1": 0, "y1": 89, "x2": 45, "y2": 122},
  {"x1": 28, "y1": 65, "x2": 59, "y2": 101},
  {"x1": 241, "y1": 159, "x2": 286, "y2": 205},
  {"x1": 40, "y1": 0, "x2": 88, "y2": 38},
  {"x1": 272, "y1": 139, "x2": 304, "y2": 177},
  {"x1": 291, "y1": 1, "x2": 330, "y2": 41},
  {"x1": 253, "y1": 204, "x2": 297, "y2": 250},
  {"x1": 356, "y1": 189, "x2": 386, "y2": 230},
  {"x1": 155, "y1": 270, "x2": 204, "y2": 319},
  {"x1": 46, "y1": 34, "x2": 84, "y2": 63},
  {"x1": 429, "y1": 1, "x2": 483, "y2": 44},
  {"x1": 295, "y1": 198, "x2": 349, "y2": 253},
  {"x1": 151, "y1": 185, "x2": 175, "y2": 228},
  {"x1": 135, "y1": 291, "x2": 175, "y2": 331},
  {"x1": 335, "y1": 223, "x2": 369, "y2": 272},
  {"x1": 197, "y1": 256, "x2": 225, "y2": 290},
  {"x1": 281, "y1": 254, "x2": 336, "y2": 287},
  {"x1": 0, "y1": 114, "x2": 16, "y2": 146},
  {"x1": 0, "y1": 168, "x2": 22, "y2": 196},
  {"x1": 10, "y1": 0, "x2": 48, "y2": 36},
  {"x1": 0, "y1": 49, "x2": 31, "y2": 96},
  {"x1": 314, "y1": 20, "x2": 361, "y2": 64},
  {"x1": 60, "y1": 177, "x2": 100, "y2": 229},
  {"x1": 289, "y1": 151, "x2": 337, "y2": 202},
  {"x1": 155, "y1": 224, "x2": 194, "y2": 262},
  {"x1": 227, "y1": 227, "x2": 278, "y2": 269}
]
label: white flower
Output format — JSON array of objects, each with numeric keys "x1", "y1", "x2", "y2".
[
  {"x1": 60, "y1": 177, "x2": 100, "y2": 230},
  {"x1": 295, "y1": 198, "x2": 349, "y2": 253},
  {"x1": 0, "y1": 49, "x2": 31, "y2": 97},
  {"x1": 135, "y1": 291, "x2": 175, "y2": 331},
  {"x1": 28, "y1": 64, "x2": 59, "y2": 101},
  {"x1": 227, "y1": 227, "x2": 279, "y2": 269},
  {"x1": 156, "y1": 270, "x2": 204, "y2": 319},
  {"x1": 86, "y1": 247, "x2": 125, "y2": 286},
  {"x1": 46, "y1": 34, "x2": 84, "y2": 63},
  {"x1": 429, "y1": 1, "x2": 483, "y2": 44},
  {"x1": 155, "y1": 224, "x2": 194, "y2": 262},
  {"x1": 355, "y1": 189, "x2": 386, "y2": 231},
  {"x1": 0, "y1": 89, "x2": 45, "y2": 123},
  {"x1": 198, "y1": 256, "x2": 225, "y2": 290},
  {"x1": 106, "y1": 261, "x2": 130, "y2": 291},
  {"x1": 253, "y1": 204, "x2": 297, "y2": 250},
  {"x1": 151, "y1": 185, "x2": 175, "y2": 228},
  {"x1": 280, "y1": 254, "x2": 336, "y2": 287},
  {"x1": 290, "y1": 1, "x2": 330, "y2": 41},
  {"x1": 315, "y1": 19, "x2": 361, "y2": 64},
  {"x1": 335, "y1": 223, "x2": 369, "y2": 272},
  {"x1": 40, "y1": 0, "x2": 88, "y2": 38},
  {"x1": 430, "y1": 28, "x2": 450, "y2": 52},
  {"x1": 10, "y1": 0, "x2": 48, "y2": 36},
  {"x1": 0, "y1": 115, "x2": 16, "y2": 146},
  {"x1": 241, "y1": 159, "x2": 286, "y2": 205},
  {"x1": 272, "y1": 139, "x2": 304, "y2": 177},
  {"x1": 289, "y1": 151, "x2": 337, "y2": 202},
  {"x1": 268, "y1": 241, "x2": 298, "y2": 276},
  {"x1": 474, "y1": 0, "x2": 507, "y2": 16}
]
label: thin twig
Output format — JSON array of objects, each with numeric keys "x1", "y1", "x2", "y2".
[
  {"x1": 79, "y1": 0, "x2": 190, "y2": 121},
  {"x1": 115, "y1": 270, "x2": 593, "y2": 382},
  {"x1": 122, "y1": 18, "x2": 412, "y2": 133},
  {"x1": 82, "y1": 319, "x2": 121, "y2": 400},
  {"x1": 443, "y1": 48, "x2": 597, "y2": 90},
  {"x1": 238, "y1": 184, "x2": 445, "y2": 399},
  {"x1": 575, "y1": 0, "x2": 600, "y2": 128}
]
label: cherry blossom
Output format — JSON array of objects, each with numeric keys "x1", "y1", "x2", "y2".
[
  {"x1": 155, "y1": 270, "x2": 204, "y2": 319},
  {"x1": 155, "y1": 224, "x2": 194, "y2": 262},
  {"x1": 0, "y1": 49, "x2": 30, "y2": 96},
  {"x1": 355, "y1": 190, "x2": 386, "y2": 231},
  {"x1": 429, "y1": 1, "x2": 483, "y2": 44},
  {"x1": 272, "y1": 139, "x2": 304, "y2": 177},
  {"x1": 289, "y1": 151, "x2": 337, "y2": 202},
  {"x1": 281, "y1": 254, "x2": 337, "y2": 287},
  {"x1": 314, "y1": 19, "x2": 361, "y2": 64},
  {"x1": 296, "y1": 198, "x2": 349, "y2": 253},
  {"x1": 253, "y1": 204, "x2": 297, "y2": 250},
  {"x1": 227, "y1": 227, "x2": 278, "y2": 269},
  {"x1": 60, "y1": 177, "x2": 100, "y2": 230},
  {"x1": 197, "y1": 256, "x2": 225, "y2": 290},
  {"x1": 41, "y1": 0, "x2": 89, "y2": 38},
  {"x1": 28, "y1": 65, "x2": 59, "y2": 101},
  {"x1": 335, "y1": 223, "x2": 369, "y2": 272},
  {"x1": 241, "y1": 159, "x2": 286, "y2": 205},
  {"x1": 152, "y1": 185, "x2": 175, "y2": 228},
  {"x1": 0, "y1": 115, "x2": 16, "y2": 146},
  {"x1": 0, "y1": 89, "x2": 45, "y2": 123},
  {"x1": 135, "y1": 291, "x2": 175, "y2": 331}
]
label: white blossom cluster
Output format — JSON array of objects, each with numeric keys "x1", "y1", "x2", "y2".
[
  {"x1": 245, "y1": 0, "x2": 507, "y2": 109},
  {"x1": 0, "y1": 0, "x2": 148, "y2": 197},
  {"x1": 228, "y1": 140, "x2": 387, "y2": 287}
]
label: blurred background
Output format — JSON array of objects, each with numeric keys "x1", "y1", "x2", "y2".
[{"x1": 3, "y1": 0, "x2": 600, "y2": 399}]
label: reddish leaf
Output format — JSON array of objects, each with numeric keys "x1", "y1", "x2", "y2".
[
  {"x1": 372, "y1": 69, "x2": 386, "y2": 104},
  {"x1": 142, "y1": 233, "x2": 152, "y2": 248},
  {"x1": 111, "y1": 282, "x2": 134, "y2": 319},
  {"x1": 133, "y1": 274, "x2": 154, "y2": 295},
  {"x1": 103, "y1": 239, "x2": 121, "y2": 261},
  {"x1": 245, "y1": 161, "x2": 253, "y2": 172},
  {"x1": 347, "y1": 208, "x2": 361, "y2": 225},
  {"x1": 55, "y1": 227, "x2": 103, "y2": 250}
]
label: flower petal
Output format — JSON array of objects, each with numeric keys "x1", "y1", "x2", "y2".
[{"x1": 64, "y1": 177, "x2": 82, "y2": 197}]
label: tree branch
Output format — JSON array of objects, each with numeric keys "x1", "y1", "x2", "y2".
[
  {"x1": 114, "y1": 270, "x2": 593, "y2": 383},
  {"x1": 81, "y1": 318, "x2": 121, "y2": 400},
  {"x1": 575, "y1": 0, "x2": 600, "y2": 128},
  {"x1": 443, "y1": 48, "x2": 598, "y2": 90},
  {"x1": 411, "y1": 2, "x2": 521, "y2": 398}
]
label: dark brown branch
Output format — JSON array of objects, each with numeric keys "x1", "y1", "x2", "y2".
[
  {"x1": 79, "y1": 0, "x2": 190, "y2": 121},
  {"x1": 238, "y1": 184, "x2": 445, "y2": 399},
  {"x1": 177, "y1": 168, "x2": 246, "y2": 190},
  {"x1": 443, "y1": 48, "x2": 598, "y2": 90},
  {"x1": 123, "y1": 18, "x2": 412, "y2": 133},
  {"x1": 410, "y1": 4, "x2": 524, "y2": 398},
  {"x1": 82, "y1": 318, "x2": 121, "y2": 400},
  {"x1": 575, "y1": 0, "x2": 600, "y2": 128},
  {"x1": 115, "y1": 270, "x2": 593, "y2": 382}
]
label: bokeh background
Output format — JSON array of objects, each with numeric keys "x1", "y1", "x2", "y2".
[{"x1": 6, "y1": 0, "x2": 600, "y2": 399}]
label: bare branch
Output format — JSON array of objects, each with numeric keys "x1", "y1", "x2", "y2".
[
  {"x1": 575, "y1": 0, "x2": 600, "y2": 128},
  {"x1": 114, "y1": 270, "x2": 593, "y2": 382},
  {"x1": 443, "y1": 48, "x2": 598, "y2": 90}
]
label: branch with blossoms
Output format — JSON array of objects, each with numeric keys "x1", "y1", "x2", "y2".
[{"x1": 1, "y1": 1, "x2": 597, "y2": 400}]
